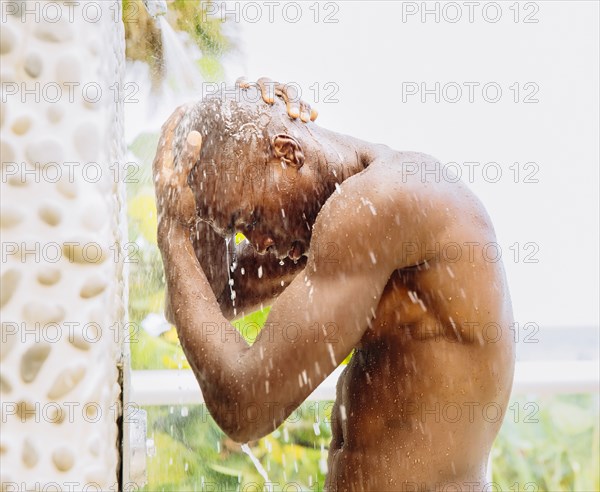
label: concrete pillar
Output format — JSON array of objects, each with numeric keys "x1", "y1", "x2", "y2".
[{"x1": 1, "y1": 1, "x2": 127, "y2": 489}]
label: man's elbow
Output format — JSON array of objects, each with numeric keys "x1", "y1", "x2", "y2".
[
  {"x1": 222, "y1": 425, "x2": 268, "y2": 444},
  {"x1": 218, "y1": 416, "x2": 275, "y2": 444},
  {"x1": 207, "y1": 399, "x2": 276, "y2": 443}
]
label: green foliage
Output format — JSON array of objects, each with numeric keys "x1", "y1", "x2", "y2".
[
  {"x1": 198, "y1": 54, "x2": 225, "y2": 82},
  {"x1": 492, "y1": 394, "x2": 599, "y2": 491},
  {"x1": 127, "y1": 131, "x2": 182, "y2": 369},
  {"x1": 141, "y1": 395, "x2": 599, "y2": 491},
  {"x1": 170, "y1": 0, "x2": 232, "y2": 57},
  {"x1": 144, "y1": 401, "x2": 332, "y2": 491}
]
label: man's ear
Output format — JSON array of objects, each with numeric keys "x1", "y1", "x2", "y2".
[{"x1": 272, "y1": 134, "x2": 304, "y2": 169}]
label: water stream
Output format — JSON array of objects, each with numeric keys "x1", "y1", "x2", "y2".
[
  {"x1": 124, "y1": 15, "x2": 202, "y2": 144},
  {"x1": 240, "y1": 443, "x2": 272, "y2": 490},
  {"x1": 159, "y1": 16, "x2": 204, "y2": 94}
]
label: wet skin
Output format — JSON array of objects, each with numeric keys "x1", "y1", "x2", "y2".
[{"x1": 153, "y1": 83, "x2": 515, "y2": 491}]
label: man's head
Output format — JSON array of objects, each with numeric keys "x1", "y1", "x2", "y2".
[{"x1": 178, "y1": 86, "x2": 341, "y2": 260}]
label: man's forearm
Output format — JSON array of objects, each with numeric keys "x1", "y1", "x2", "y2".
[
  {"x1": 160, "y1": 223, "x2": 249, "y2": 380},
  {"x1": 160, "y1": 222, "x2": 275, "y2": 439},
  {"x1": 164, "y1": 220, "x2": 229, "y2": 325}
]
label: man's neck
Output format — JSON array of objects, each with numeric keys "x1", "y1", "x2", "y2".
[{"x1": 307, "y1": 125, "x2": 391, "y2": 183}]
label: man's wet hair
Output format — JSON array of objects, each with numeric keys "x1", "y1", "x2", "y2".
[{"x1": 174, "y1": 85, "x2": 312, "y2": 167}]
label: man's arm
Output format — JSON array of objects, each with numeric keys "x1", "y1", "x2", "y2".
[
  {"x1": 160, "y1": 181, "x2": 393, "y2": 442},
  {"x1": 166, "y1": 220, "x2": 230, "y2": 324}
]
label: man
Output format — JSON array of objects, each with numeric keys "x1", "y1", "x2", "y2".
[{"x1": 153, "y1": 79, "x2": 515, "y2": 491}]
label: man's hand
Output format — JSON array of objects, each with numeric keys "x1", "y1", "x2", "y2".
[
  {"x1": 152, "y1": 105, "x2": 203, "y2": 238},
  {"x1": 236, "y1": 76, "x2": 318, "y2": 122}
]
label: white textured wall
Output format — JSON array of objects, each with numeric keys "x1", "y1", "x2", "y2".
[{"x1": 1, "y1": 1, "x2": 126, "y2": 489}]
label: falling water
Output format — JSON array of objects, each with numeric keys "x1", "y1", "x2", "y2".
[
  {"x1": 240, "y1": 443, "x2": 272, "y2": 490},
  {"x1": 124, "y1": 15, "x2": 203, "y2": 143},
  {"x1": 159, "y1": 16, "x2": 204, "y2": 94}
]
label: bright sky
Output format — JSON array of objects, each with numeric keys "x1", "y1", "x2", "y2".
[{"x1": 216, "y1": 1, "x2": 599, "y2": 330}]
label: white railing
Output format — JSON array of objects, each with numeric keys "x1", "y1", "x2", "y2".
[{"x1": 131, "y1": 360, "x2": 599, "y2": 406}]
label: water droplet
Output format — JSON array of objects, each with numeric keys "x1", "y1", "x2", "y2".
[
  {"x1": 313, "y1": 422, "x2": 321, "y2": 436},
  {"x1": 327, "y1": 343, "x2": 336, "y2": 366}
]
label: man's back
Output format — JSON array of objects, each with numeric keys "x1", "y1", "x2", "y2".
[{"x1": 323, "y1": 154, "x2": 515, "y2": 491}]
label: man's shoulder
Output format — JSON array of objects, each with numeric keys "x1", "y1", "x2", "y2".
[
  {"x1": 342, "y1": 150, "x2": 460, "y2": 208},
  {"x1": 337, "y1": 151, "x2": 497, "y2": 254},
  {"x1": 364, "y1": 151, "x2": 491, "y2": 223}
]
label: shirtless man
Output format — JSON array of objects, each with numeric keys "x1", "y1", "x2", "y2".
[{"x1": 153, "y1": 79, "x2": 515, "y2": 491}]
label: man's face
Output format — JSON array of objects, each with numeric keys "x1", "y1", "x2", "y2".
[{"x1": 190, "y1": 138, "x2": 320, "y2": 261}]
